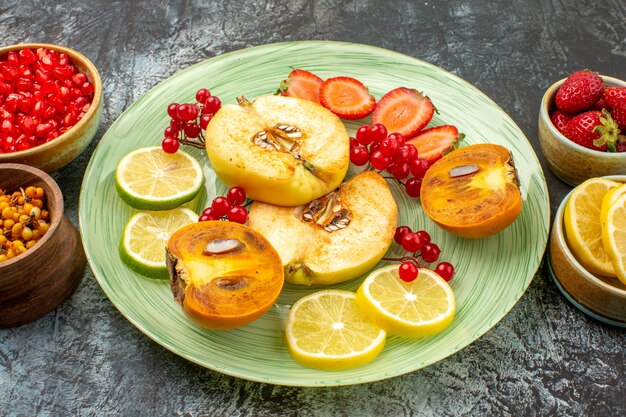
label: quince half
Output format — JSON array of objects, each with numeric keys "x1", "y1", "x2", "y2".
[
  {"x1": 248, "y1": 171, "x2": 398, "y2": 286},
  {"x1": 205, "y1": 95, "x2": 350, "y2": 206}
]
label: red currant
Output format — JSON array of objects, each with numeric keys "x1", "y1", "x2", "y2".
[
  {"x1": 349, "y1": 136, "x2": 358, "y2": 149},
  {"x1": 370, "y1": 124, "x2": 388, "y2": 142},
  {"x1": 416, "y1": 230, "x2": 431, "y2": 245},
  {"x1": 226, "y1": 186, "x2": 246, "y2": 206},
  {"x1": 410, "y1": 158, "x2": 429, "y2": 178},
  {"x1": 161, "y1": 137, "x2": 179, "y2": 153},
  {"x1": 370, "y1": 150, "x2": 391, "y2": 170},
  {"x1": 350, "y1": 146, "x2": 370, "y2": 166},
  {"x1": 421, "y1": 243, "x2": 441, "y2": 263},
  {"x1": 198, "y1": 214, "x2": 211, "y2": 222},
  {"x1": 211, "y1": 196, "x2": 231, "y2": 217},
  {"x1": 388, "y1": 162, "x2": 410, "y2": 179},
  {"x1": 227, "y1": 205, "x2": 248, "y2": 224},
  {"x1": 164, "y1": 126, "x2": 178, "y2": 138},
  {"x1": 167, "y1": 103, "x2": 179, "y2": 120},
  {"x1": 380, "y1": 136, "x2": 399, "y2": 157},
  {"x1": 369, "y1": 141, "x2": 381, "y2": 154},
  {"x1": 356, "y1": 125, "x2": 373, "y2": 145},
  {"x1": 200, "y1": 114, "x2": 213, "y2": 130},
  {"x1": 184, "y1": 122, "x2": 201, "y2": 138},
  {"x1": 388, "y1": 132, "x2": 405, "y2": 146},
  {"x1": 200, "y1": 207, "x2": 219, "y2": 221},
  {"x1": 196, "y1": 88, "x2": 211, "y2": 104},
  {"x1": 401, "y1": 232, "x2": 423, "y2": 253},
  {"x1": 177, "y1": 103, "x2": 199, "y2": 121},
  {"x1": 399, "y1": 261, "x2": 418, "y2": 282},
  {"x1": 394, "y1": 226, "x2": 412, "y2": 245},
  {"x1": 203, "y1": 96, "x2": 221, "y2": 114},
  {"x1": 405, "y1": 177, "x2": 422, "y2": 197},
  {"x1": 435, "y1": 262, "x2": 455, "y2": 282}
]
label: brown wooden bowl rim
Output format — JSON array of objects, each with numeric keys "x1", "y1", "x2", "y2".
[
  {"x1": 0, "y1": 163, "x2": 63, "y2": 268},
  {"x1": 0, "y1": 42, "x2": 102, "y2": 160}
]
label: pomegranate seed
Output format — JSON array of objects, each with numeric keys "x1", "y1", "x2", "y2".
[
  {"x1": 72, "y1": 72, "x2": 87, "y2": 86},
  {"x1": 6, "y1": 52, "x2": 19, "y2": 67},
  {"x1": 15, "y1": 78, "x2": 32, "y2": 92},
  {"x1": 35, "y1": 122, "x2": 53, "y2": 138},
  {"x1": 81, "y1": 81, "x2": 94, "y2": 95},
  {"x1": 59, "y1": 86, "x2": 71, "y2": 102},
  {"x1": 18, "y1": 49, "x2": 36, "y2": 65},
  {"x1": 31, "y1": 100, "x2": 45, "y2": 116},
  {"x1": 17, "y1": 96, "x2": 34, "y2": 113},
  {"x1": 63, "y1": 113, "x2": 77, "y2": 127},
  {"x1": 58, "y1": 53, "x2": 69, "y2": 67},
  {"x1": 43, "y1": 106, "x2": 57, "y2": 119},
  {"x1": 18, "y1": 116, "x2": 36, "y2": 135},
  {"x1": 1, "y1": 120, "x2": 13, "y2": 138},
  {"x1": 399, "y1": 261, "x2": 419, "y2": 282}
]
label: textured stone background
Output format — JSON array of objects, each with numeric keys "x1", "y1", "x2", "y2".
[{"x1": 1, "y1": 1, "x2": 625, "y2": 416}]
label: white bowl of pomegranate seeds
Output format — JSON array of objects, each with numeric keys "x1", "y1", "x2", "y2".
[
  {"x1": 538, "y1": 72, "x2": 626, "y2": 186},
  {"x1": 0, "y1": 43, "x2": 102, "y2": 172}
]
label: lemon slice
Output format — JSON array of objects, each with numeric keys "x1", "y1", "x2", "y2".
[
  {"x1": 119, "y1": 208, "x2": 198, "y2": 278},
  {"x1": 115, "y1": 146, "x2": 204, "y2": 210},
  {"x1": 356, "y1": 265, "x2": 455, "y2": 337},
  {"x1": 285, "y1": 290, "x2": 386, "y2": 370},
  {"x1": 564, "y1": 177, "x2": 620, "y2": 276},
  {"x1": 601, "y1": 191, "x2": 626, "y2": 285}
]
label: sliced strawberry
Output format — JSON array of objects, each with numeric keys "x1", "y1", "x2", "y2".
[
  {"x1": 319, "y1": 76, "x2": 376, "y2": 119},
  {"x1": 372, "y1": 87, "x2": 434, "y2": 138},
  {"x1": 604, "y1": 86, "x2": 626, "y2": 109},
  {"x1": 406, "y1": 125, "x2": 462, "y2": 163},
  {"x1": 279, "y1": 69, "x2": 324, "y2": 103}
]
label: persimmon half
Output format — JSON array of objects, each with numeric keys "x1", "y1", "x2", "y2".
[
  {"x1": 420, "y1": 144, "x2": 523, "y2": 238},
  {"x1": 166, "y1": 221, "x2": 284, "y2": 330}
]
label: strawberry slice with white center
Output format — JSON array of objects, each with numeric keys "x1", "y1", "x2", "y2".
[
  {"x1": 279, "y1": 69, "x2": 324, "y2": 103},
  {"x1": 406, "y1": 125, "x2": 463, "y2": 164},
  {"x1": 319, "y1": 76, "x2": 376, "y2": 119},
  {"x1": 373, "y1": 87, "x2": 434, "y2": 138}
]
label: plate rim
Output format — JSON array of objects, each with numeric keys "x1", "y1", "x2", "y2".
[{"x1": 79, "y1": 40, "x2": 550, "y2": 386}]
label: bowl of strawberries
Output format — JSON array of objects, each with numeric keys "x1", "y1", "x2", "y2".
[
  {"x1": 538, "y1": 70, "x2": 626, "y2": 186},
  {"x1": 0, "y1": 43, "x2": 102, "y2": 173}
]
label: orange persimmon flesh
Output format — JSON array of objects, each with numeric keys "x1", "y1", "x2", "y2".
[
  {"x1": 166, "y1": 221, "x2": 284, "y2": 330},
  {"x1": 420, "y1": 144, "x2": 523, "y2": 238}
]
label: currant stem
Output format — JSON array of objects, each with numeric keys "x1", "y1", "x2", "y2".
[{"x1": 382, "y1": 256, "x2": 424, "y2": 267}]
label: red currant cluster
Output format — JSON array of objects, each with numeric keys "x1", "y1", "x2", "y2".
[
  {"x1": 198, "y1": 186, "x2": 249, "y2": 224},
  {"x1": 349, "y1": 123, "x2": 431, "y2": 197},
  {"x1": 162, "y1": 88, "x2": 222, "y2": 154},
  {"x1": 0, "y1": 47, "x2": 94, "y2": 153},
  {"x1": 385, "y1": 225, "x2": 455, "y2": 282}
]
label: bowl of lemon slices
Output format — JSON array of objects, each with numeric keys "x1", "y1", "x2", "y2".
[{"x1": 548, "y1": 176, "x2": 626, "y2": 326}]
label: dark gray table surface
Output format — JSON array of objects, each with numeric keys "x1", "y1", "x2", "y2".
[{"x1": 1, "y1": 1, "x2": 625, "y2": 416}]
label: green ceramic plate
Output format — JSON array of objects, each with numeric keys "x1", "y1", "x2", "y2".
[{"x1": 80, "y1": 41, "x2": 549, "y2": 386}]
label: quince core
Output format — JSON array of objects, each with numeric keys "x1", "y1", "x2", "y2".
[
  {"x1": 248, "y1": 171, "x2": 398, "y2": 286},
  {"x1": 205, "y1": 95, "x2": 350, "y2": 206}
]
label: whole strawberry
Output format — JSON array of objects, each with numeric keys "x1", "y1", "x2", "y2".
[
  {"x1": 611, "y1": 102, "x2": 626, "y2": 130},
  {"x1": 563, "y1": 109, "x2": 620, "y2": 151},
  {"x1": 604, "y1": 86, "x2": 626, "y2": 109},
  {"x1": 550, "y1": 110, "x2": 573, "y2": 133},
  {"x1": 556, "y1": 70, "x2": 604, "y2": 113}
]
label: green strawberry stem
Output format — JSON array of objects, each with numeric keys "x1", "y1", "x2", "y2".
[{"x1": 593, "y1": 109, "x2": 621, "y2": 152}]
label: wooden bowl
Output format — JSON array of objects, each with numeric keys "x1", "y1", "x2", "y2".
[
  {"x1": 0, "y1": 43, "x2": 102, "y2": 173},
  {"x1": 538, "y1": 75, "x2": 626, "y2": 186},
  {"x1": 0, "y1": 163, "x2": 86, "y2": 327},
  {"x1": 548, "y1": 175, "x2": 626, "y2": 326}
]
